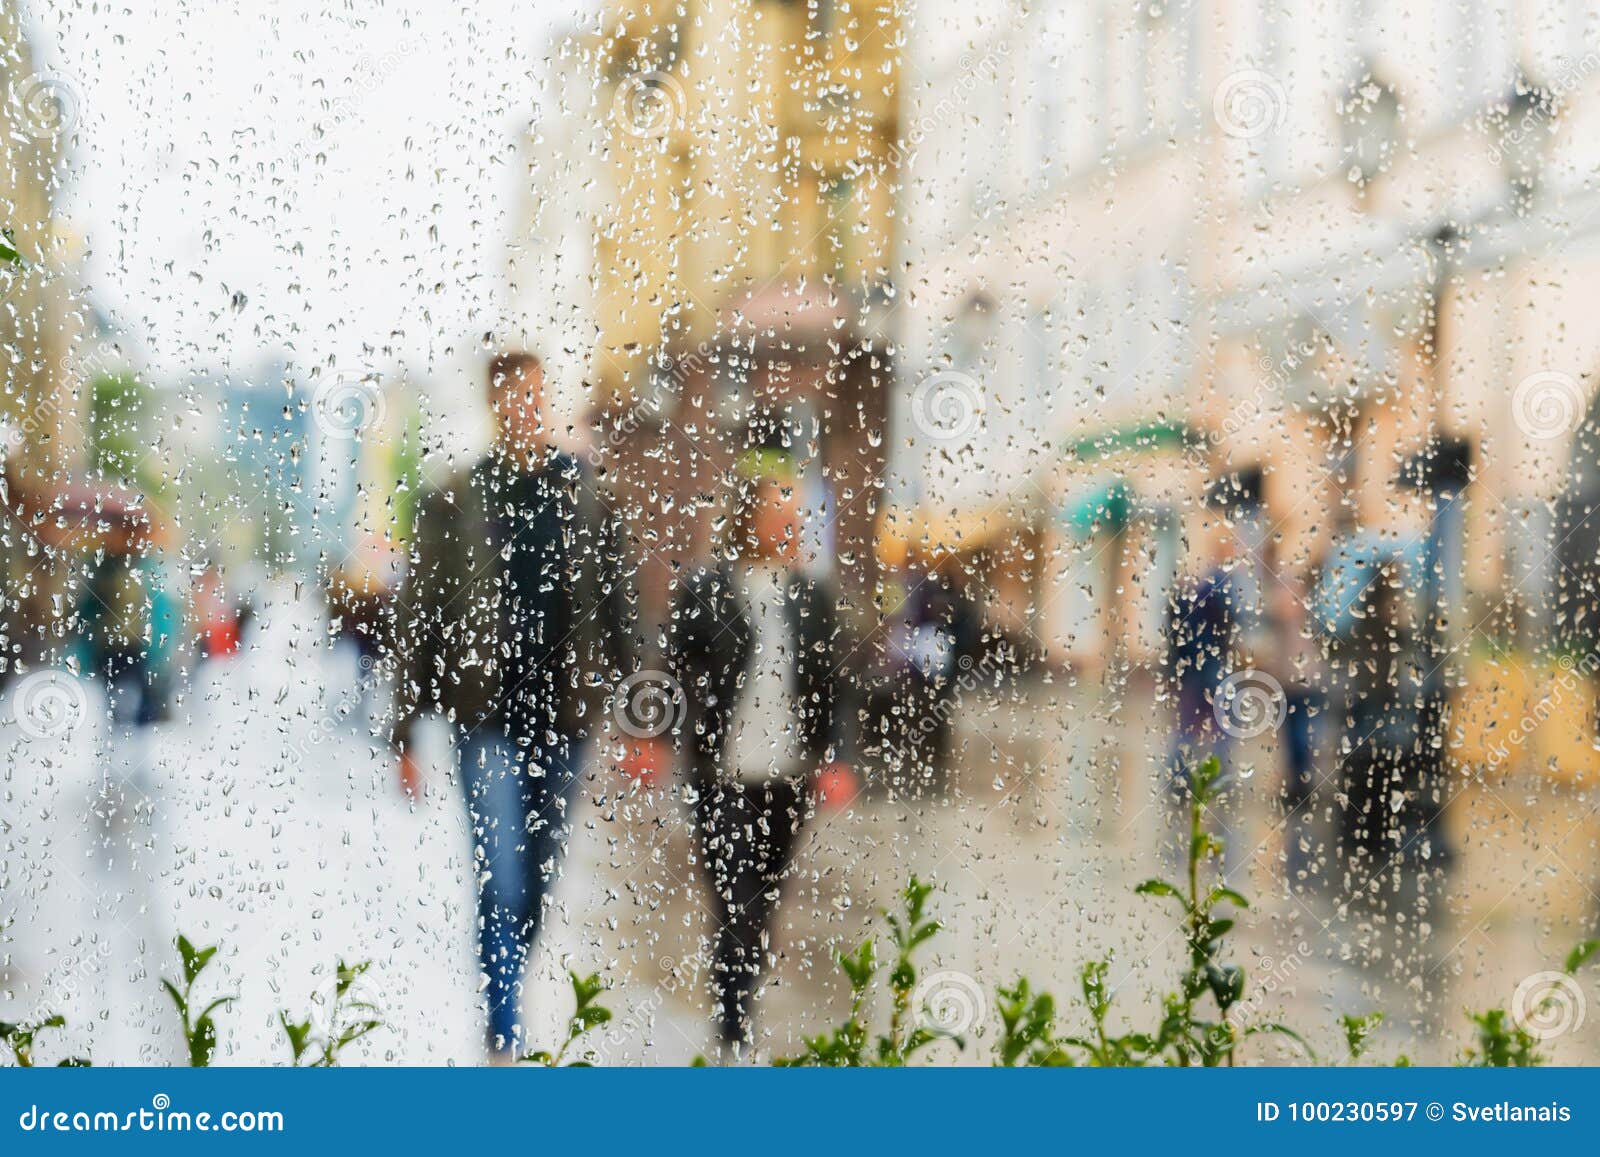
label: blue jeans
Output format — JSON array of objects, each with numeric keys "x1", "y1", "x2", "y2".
[
  {"x1": 1167, "y1": 682, "x2": 1231, "y2": 789},
  {"x1": 456, "y1": 727, "x2": 581, "y2": 1053}
]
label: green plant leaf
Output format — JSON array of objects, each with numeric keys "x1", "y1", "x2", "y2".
[
  {"x1": 1246, "y1": 1021, "x2": 1317, "y2": 1061},
  {"x1": 838, "y1": 939, "x2": 876, "y2": 991},
  {"x1": 1206, "y1": 886, "x2": 1249, "y2": 910},
  {"x1": 280, "y1": 1013, "x2": 313, "y2": 1064},
  {"x1": 1134, "y1": 878, "x2": 1183, "y2": 902},
  {"x1": 190, "y1": 1017, "x2": 217, "y2": 1067},
  {"x1": 176, "y1": 936, "x2": 197, "y2": 983},
  {"x1": 1564, "y1": 939, "x2": 1600, "y2": 975},
  {"x1": 1340, "y1": 1011, "x2": 1383, "y2": 1061},
  {"x1": 1183, "y1": 755, "x2": 1223, "y2": 804},
  {"x1": 1205, "y1": 964, "x2": 1244, "y2": 1010}
]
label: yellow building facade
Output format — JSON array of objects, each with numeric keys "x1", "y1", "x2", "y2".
[
  {"x1": 579, "y1": 0, "x2": 900, "y2": 402},
  {"x1": 0, "y1": 0, "x2": 81, "y2": 479},
  {"x1": 526, "y1": 0, "x2": 901, "y2": 633}
]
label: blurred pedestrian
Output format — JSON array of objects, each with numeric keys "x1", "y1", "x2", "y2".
[
  {"x1": 0, "y1": 428, "x2": 58, "y2": 685},
  {"x1": 75, "y1": 507, "x2": 181, "y2": 733},
  {"x1": 328, "y1": 536, "x2": 401, "y2": 731},
  {"x1": 72, "y1": 501, "x2": 180, "y2": 871},
  {"x1": 1263, "y1": 556, "x2": 1326, "y2": 886},
  {"x1": 1163, "y1": 546, "x2": 1241, "y2": 784},
  {"x1": 670, "y1": 465, "x2": 839, "y2": 1055},
  {"x1": 1333, "y1": 562, "x2": 1427, "y2": 880},
  {"x1": 191, "y1": 565, "x2": 241, "y2": 661},
  {"x1": 329, "y1": 538, "x2": 398, "y2": 672},
  {"x1": 392, "y1": 351, "x2": 657, "y2": 1061},
  {"x1": 863, "y1": 564, "x2": 980, "y2": 794}
]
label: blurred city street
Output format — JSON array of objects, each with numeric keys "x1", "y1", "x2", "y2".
[
  {"x1": 8, "y1": 0, "x2": 1600, "y2": 1075},
  {"x1": 7, "y1": 597, "x2": 1599, "y2": 1066}
]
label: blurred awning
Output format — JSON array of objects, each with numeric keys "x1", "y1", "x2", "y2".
[
  {"x1": 1060, "y1": 419, "x2": 1190, "y2": 462},
  {"x1": 726, "y1": 282, "x2": 862, "y2": 349},
  {"x1": 1061, "y1": 479, "x2": 1132, "y2": 537},
  {"x1": 881, "y1": 420, "x2": 1192, "y2": 566}
]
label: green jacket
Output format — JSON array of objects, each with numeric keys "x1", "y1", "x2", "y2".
[{"x1": 391, "y1": 453, "x2": 638, "y2": 749}]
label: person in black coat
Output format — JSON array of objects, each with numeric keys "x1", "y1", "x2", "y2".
[
  {"x1": 1334, "y1": 563, "x2": 1427, "y2": 876},
  {"x1": 670, "y1": 471, "x2": 838, "y2": 1054}
]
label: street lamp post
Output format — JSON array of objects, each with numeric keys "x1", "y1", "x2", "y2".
[{"x1": 1395, "y1": 225, "x2": 1472, "y2": 867}]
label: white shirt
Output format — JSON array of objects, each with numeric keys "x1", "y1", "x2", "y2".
[{"x1": 723, "y1": 563, "x2": 806, "y2": 784}]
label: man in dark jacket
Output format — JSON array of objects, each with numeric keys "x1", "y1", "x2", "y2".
[
  {"x1": 670, "y1": 469, "x2": 838, "y2": 1054},
  {"x1": 392, "y1": 351, "x2": 649, "y2": 1059}
]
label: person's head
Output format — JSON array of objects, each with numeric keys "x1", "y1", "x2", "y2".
[
  {"x1": 730, "y1": 475, "x2": 800, "y2": 563},
  {"x1": 487, "y1": 352, "x2": 547, "y2": 455}
]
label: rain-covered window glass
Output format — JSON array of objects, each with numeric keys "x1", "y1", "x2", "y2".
[{"x1": 3, "y1": 0, "x2": 1600, "y2": 1073}]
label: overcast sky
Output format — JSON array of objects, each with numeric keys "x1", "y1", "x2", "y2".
[{"x1": 30, "y1": 0, "x2": 589, "y2": 387}]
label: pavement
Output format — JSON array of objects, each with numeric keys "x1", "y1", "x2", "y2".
[{"x1": 3, "y1": 595, "x2": 1598, "y2": 1066}]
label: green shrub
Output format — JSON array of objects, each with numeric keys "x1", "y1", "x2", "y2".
[
  {"x1": 521, "y1": 971, "x2": 613, "y2": 1066},
  {"x1": 0, "y1": 1015, "x2": 89, "y2": 1067},
  {"x1": 160, "y1": 935, "x2": 234, "y2": 1067},
  {"x1": 280, "y1": 960, "x2": 384, "y2": 1066}
]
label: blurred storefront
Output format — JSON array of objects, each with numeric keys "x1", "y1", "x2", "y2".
[{"x1": 893, "y1": 0, "x2": 1600, "y2": 688}]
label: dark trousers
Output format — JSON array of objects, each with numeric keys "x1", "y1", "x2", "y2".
[
  {"x1": 1282, "y1": 688, "x2": 1319, "y2": 808},
  {"x1": 693, "y1": 774, "x2": 808, "y2": 1046},
  {"x1": 1339, "y1": 744, "x2": 1410, "y2": 872},
  {"x1": 100, "y1": 647, "x2": 168, "y2": 728},
  {"x1": 1279, "y1": 688, "x2": 1320, "y2": 883}
]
